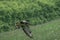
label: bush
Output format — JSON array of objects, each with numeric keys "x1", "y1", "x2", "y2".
[
  {"x1": 0, "y1": 25, "x2": 10, "y2": 32},
  {"x1": 0, "y1": 0, "x2": 60, "y2": 32}
]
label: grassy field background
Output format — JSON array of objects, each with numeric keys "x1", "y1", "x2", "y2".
[
  {"x1": 0, "y1": 19, "x2": 60, "y2": 40},
  {"x1": 0, "y1": 0, "x2": 60, "y2": 40}
]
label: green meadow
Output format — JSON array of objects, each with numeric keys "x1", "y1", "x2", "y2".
[{"x1": 0, "y1": 19, "x2": 60, "y2": 40}]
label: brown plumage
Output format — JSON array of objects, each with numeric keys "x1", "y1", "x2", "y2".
[{"x1": 15, "y1": 20, "x2": 33, "y2": 38}]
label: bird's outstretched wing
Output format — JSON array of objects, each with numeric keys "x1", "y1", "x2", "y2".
[
  {"x1": 22, "y1": 26, "x2": 33, "y2": 38},
  {"x1": 15, "y1": 20, "x2": 33, "y2": 38}
]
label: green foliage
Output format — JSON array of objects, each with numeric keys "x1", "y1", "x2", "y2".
[
  {"x1": 1, "y1": 25, "x2": 9, "y2": 32},
  {"x1": 0, "y1": 0, "x2": 60, "y2": 32}
]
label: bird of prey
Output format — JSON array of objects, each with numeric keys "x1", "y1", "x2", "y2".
[{"x1": 15, "y1": 20, "x2": 33, "y2": 38}]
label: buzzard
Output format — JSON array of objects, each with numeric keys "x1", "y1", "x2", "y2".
[{"x1": 15, "y1": 20, "x2": 33, "y2": 38}]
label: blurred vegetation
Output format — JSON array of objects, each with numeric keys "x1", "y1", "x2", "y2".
[{"x1": 0, "y1": 0, "x2": 60, "y2": 32}]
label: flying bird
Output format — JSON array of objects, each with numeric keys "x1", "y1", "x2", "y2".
[{"x1": 15, "y1": 20, "x2": 33, "y2": 38}]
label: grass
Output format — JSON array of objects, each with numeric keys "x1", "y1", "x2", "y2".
[{"x1": 0, "y1": 19, "x2": 60, "y2": 40}]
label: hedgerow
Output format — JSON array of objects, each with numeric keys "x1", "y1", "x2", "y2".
[{"x1": 0, "y1": 0, "x2": 60, "y2": 32}]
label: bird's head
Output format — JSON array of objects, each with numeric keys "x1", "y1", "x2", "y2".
[{"x1": 15, "y1": 22, "x2": 21, "y2": 29}]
